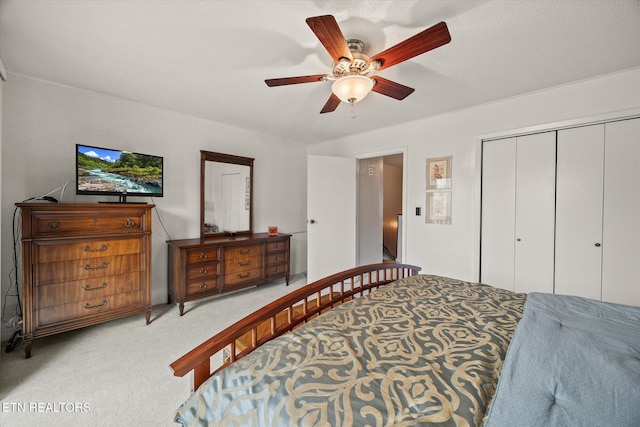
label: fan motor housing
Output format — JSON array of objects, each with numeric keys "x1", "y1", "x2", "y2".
[{"x1": 332, "y1": 39, "x2": 371, "y2": 77}]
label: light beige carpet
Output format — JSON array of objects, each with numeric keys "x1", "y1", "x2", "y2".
[{"x1": 0, "y1": 275, "x2": 306, "y2": 426}]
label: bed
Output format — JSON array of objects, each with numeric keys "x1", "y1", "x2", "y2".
[{"x1": 170, "y1": 263, "x2": 640, "y2": 426}]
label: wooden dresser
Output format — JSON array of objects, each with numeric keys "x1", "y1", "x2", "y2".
[
  {"x1": 167, "y1": 233, "x2": 290, "y2": 315},
  {"x1": 16, "y1": 203, "x2": 153, "y2": 358}
]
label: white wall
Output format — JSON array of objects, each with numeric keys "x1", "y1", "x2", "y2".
[
  {"x1": 310, "y1": 68, "x2": 640, "y2": 282},
  {"x1": 0, "y1": 73, "x2": 3, "y2": 346},
  {"x1": 0, "y1": 74, "x2": 308, "y2": 340}
]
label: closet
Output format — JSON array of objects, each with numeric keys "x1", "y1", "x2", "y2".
[{"x1": 480, "y1": 117, "x2": 639, "y2": 306}]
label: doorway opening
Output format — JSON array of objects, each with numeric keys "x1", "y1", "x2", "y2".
[{"x1": 357, "y1": 153, "x2": 404, "y2": 266}]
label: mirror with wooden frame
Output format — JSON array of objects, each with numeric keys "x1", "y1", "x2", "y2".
[{"x1": 200, "y1": 150, "x2": 254, "y2": 237}]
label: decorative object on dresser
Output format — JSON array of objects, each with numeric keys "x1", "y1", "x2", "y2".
[
  {"x1": 16, "y1": 203, "x2": 153, "y2": 358},
  {"x1": 166, "y1": 233, "x2": 291, "y2": 316}
]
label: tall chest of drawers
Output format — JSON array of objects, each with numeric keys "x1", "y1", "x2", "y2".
[
  {"x1": 16, "y1": 203, "x2": 153, "y2": 358},
  {"x1": 167, "y1": 233, "x2": 290, "y2": 315}
]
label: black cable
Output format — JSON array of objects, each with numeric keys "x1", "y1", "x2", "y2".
[
  {"x1": 150, "y1": 198, "x2": 172, "y2": 241},
  {"x1": 5, "y1": 330, "x2": 21, "y2": 353},
  {"x1": 12, "y1": 206, "x2": 22, "y2": 317}
]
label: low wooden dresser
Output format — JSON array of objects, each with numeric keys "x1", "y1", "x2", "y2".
[
  {"x1": 167, "y1": 233, "x2": 290, "y2": 315},
  {"x1": 16, "y1": 203, "x2": 153, "y2": 358}
]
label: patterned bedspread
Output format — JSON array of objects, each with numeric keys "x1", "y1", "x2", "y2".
[{"x1": 175, "y1": 274, "x2": 526, "y2": 427}]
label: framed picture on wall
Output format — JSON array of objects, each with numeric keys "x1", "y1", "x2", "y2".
[
  {"x1": 426, "y1": 191, "x2": 452, "y2": 224},
  {"x1": 426, "y1": 156, "x2": 452, "y2": 189}
]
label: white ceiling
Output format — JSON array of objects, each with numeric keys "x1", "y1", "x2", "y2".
[{"x1": 1, "y1": 0, "x2": 639, "y2": 145}]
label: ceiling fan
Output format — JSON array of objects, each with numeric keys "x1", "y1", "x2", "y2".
[{"x1": 265, "y1": 15, "x2": 451, "y2": 115}]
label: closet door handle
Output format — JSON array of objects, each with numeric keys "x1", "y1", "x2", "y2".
[{"x1": 594, "y1": 243, "x2": 601, "y2": 247}]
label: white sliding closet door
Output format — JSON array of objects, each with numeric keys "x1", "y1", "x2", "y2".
[
  {"x1": 602, "y1": 118, "x2": 640, "y2": 306},
  {"x1": 481, "y1": 138, "x2": 516, "y2": 290},
  {"x1": 480, "y1": 132, "x2": 555, "y2": 294},
  {"x1": 555, "y1": 125, "x2": 605, "y2": 300},
  {"x1": 513, "y1": 132, "x2": 556, "y2": 294}
]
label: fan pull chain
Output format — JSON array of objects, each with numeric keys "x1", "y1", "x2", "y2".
[{"x1": 349, "y1": 98, "x2": 357, "y2": 119}]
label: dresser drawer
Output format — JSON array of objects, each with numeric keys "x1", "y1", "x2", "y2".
[
  {"x1": 224, "y1": 268, "x2": 263, "y2": 286},
  {"x1": 186, "y1": 262, "x2": 219, "y2": 281},
  {"x1": 37, "y1": 254, "x2": 141, "y2": 285},
  {"x1": 225, "y1": 244, "x2": 262, "y2": 260},
  {"x1": 37, "y1": 290, "x2": 143, "y2": 326},
  {"x1": 266, "y1": 263, "x2": 288, "y2": 280},
  {"x1": 224, "y1": 256, "x2": 262, "y2": 275},
  {"x1": 266, "y1": 252, "x2": 288, "y2": 266},
  {"x1": 31, "y1": 212, "x2": 146, "y2": 238},
  {"x1": 36, "y1": 238, "x2": 141, "y2": 262},
  {"x1": 266, "y1": 240, "x2": 288, "y2": 253},
  {"x1": 186, "y1": 277, "x2": 219, "y2": 296},
  {"x1": 186, "y1": 247, "x2": 220, "y2": 264},
  {"x1": 37, "y1": 272, "x2": 141, "y2": 308}
]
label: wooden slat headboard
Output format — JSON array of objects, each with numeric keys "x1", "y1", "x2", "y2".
[{"x1": 170, "y1": 263, "x2": 421, "y2": 390}]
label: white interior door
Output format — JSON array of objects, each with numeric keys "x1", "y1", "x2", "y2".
[
  {"x1": 513, "y1": 132, "x2": 556, "y2": 294},
  {"x1": 555, "y1": 125, "x2": 604, "y2": 300},
  {"x1": 602, "y1": 118, "x2": 640, "y2": 306},
  {"x1": 307, "y1": 155, "x2": 356, "y2": 282},
  {"x1": 481, "y1": 138, "x2": 517, "y2": 290}
]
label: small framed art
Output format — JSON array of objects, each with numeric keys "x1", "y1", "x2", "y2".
[
  {"x1": 426, "y1": 156, "x2": 452, "y2": 190},
  {"x1": 426, "y1": 191, "x2": 452, "y2": 224}
]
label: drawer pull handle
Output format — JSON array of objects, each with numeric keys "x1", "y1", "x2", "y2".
[
  {"x1": 48, "y1": 221, "x2": 60, "y2": 230},
  {"x1": 125, "y1": 219, "x2": 136, "y2": 228},
  {"x1": 238, "y1": 249, "x2": 251, "y2": 254},
  {"x1": 199, "y1": 268, "x2": 207, "y2": 274},
  {"x1": 199, "y1": 283, "x2": 207, "y2": 289},
  {"x1": 200, "y1": 253, "x2": 208, "y2": 259},
  {"x1": 272, "y1": 267, "x2": 280, "y2": 272},
  {"x1": 273, "y1": 244, "x2": 280, "y2": 249},
  {"x1": 83, "y1": 262, "x2": 110, "y2": 271},
  {"x1": 83, "y1": 282, "x2": 108, "y2": 291},
  {"x1": 237, "y1": 272, "x2": 251, "y2": 279},
  {"x1": 273, "y1": 256, "x2": 280, "y2": 261},
  {"x1": 82, "y1": 244, "x2": 108, "y2": 253},
  {"x1": 83, "y1": 300, "x2": 108, "y2": 309},
  {"x1": 238, "y1": 261, "x2": 251, "y2": 267}
]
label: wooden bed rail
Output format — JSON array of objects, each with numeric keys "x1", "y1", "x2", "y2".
[{"x1": 170, "y1": 263, "x2": 421, "y2": 390}]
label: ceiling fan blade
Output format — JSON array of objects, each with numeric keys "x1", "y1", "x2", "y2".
[
  {"x1": 306, "y1": 15, "x2": 353, "y2": 63},
  {"x1": 370, "y1": 21, "x2": 451, "y2": 71},
  {"x1": 265, "y1": 74, "x2": 326, "y2": 87},
  {"x1": 320, "y1": 93, "x2": 341, "y2": 114},
  {"x1": 371, "y1": 76, "x2": 415, "y2": 100}
]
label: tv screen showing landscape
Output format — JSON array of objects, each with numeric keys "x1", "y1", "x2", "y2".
[{"x1": 76, "y1": 144, "x2": 163, "y2": 197}]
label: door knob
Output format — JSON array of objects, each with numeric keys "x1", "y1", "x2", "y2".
[
  {"x1": 309, "y1": 219, "x2": 316, "y2": 224},
  {"x1": 595, "y1": 243, "x2": 601, "y2": 247}
]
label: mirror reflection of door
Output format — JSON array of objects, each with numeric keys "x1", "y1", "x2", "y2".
[{"x1": 220, "y1": 172, "x2": 243, "y2": 232}]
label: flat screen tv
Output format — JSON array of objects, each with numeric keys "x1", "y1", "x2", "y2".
[{"x1": 76, "y1": 144, "x2": 163, "y2": 202}]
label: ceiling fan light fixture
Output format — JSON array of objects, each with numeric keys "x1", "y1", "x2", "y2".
[{"x1": 331, "y1": 75, "x2": 374, "y2": 104}]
